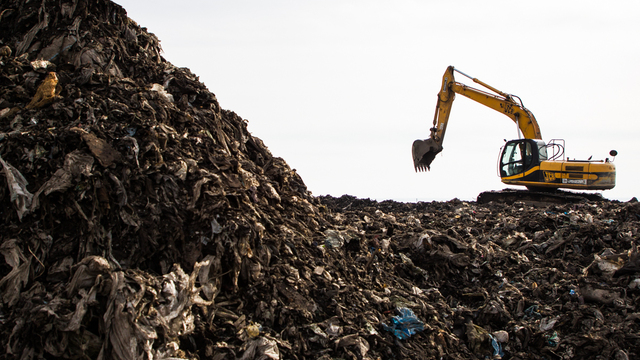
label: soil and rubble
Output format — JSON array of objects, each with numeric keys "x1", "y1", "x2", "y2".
[{"x1": 0, "y1": 0, "x2": 638, "y2": 359}]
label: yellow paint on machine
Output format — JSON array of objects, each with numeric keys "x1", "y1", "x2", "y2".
[{"x1": 502, "y1": 161, "x2": 615, "y2": 190}]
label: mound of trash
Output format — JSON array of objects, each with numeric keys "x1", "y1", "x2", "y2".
[
  {"x1": 0, "y1": 1, "x2": 638, "y2": 359},
  {"x1": 318, "y1": 195, "x2": 639, "y2": 359}
]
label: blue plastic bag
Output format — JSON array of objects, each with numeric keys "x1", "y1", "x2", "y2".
[
  {"x1": 382, "y1": 307, "x2": 425, "y2": 340},
  {"x1": 490, "y1": 334, "x2": 504, "y2": 358}
]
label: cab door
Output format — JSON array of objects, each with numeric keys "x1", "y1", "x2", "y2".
[
  {"x1": 500, "y1": 141, "x2": 526, "y2": 178},
  {"x1": 499, "y1": 140, "x2": 539, "y2": 179}
]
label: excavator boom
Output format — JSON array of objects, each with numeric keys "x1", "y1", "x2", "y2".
[{"x1": 412, "y1": 66, "x2": 541, "y2": 171}]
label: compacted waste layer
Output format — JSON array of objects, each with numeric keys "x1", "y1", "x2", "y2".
[{"x1": 0, "y1": 1, "x2": 638, "y2": 359}]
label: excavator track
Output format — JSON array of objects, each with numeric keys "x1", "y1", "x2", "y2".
[{"x1": 476, "y1": 188, "x2": 607, "y2": 205}]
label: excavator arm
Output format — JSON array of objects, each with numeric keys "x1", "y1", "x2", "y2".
[{"x1": 412, "y1": 66, "x2": 542, "y2": 171}]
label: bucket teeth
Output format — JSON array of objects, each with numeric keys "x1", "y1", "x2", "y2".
[{"x1": 414, "y1": 163, "x2": 429, "y2": 172}]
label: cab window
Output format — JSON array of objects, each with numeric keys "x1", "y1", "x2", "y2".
[{"x1": 501, "y1": 141, "x2": 532, "y2": 177}]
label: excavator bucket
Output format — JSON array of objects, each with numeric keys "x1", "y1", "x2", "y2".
[{"x1": 412, "y1": 138, "x2": 443, "y2": 172}]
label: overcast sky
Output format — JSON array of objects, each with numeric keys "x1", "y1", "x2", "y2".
[{"x1": 114, "y1": 0, "x2": 639, "y2": 202}]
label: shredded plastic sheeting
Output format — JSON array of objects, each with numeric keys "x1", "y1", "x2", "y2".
[{"x1": 0, "y1": 155, "x2": 33, "y2": 220}]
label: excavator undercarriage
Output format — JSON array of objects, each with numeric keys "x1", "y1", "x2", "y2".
[{"x1": 476, "y1": 188, "x2": 607, "y2": 205}]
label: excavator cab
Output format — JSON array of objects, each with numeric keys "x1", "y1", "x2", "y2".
[{"x1": 499, "y1": 139, "x2": 546, "y2": 178}]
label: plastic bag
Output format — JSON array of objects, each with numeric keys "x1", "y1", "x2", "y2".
[{"x1": 382, "y1": 307, "x2": 425, "y2": 340}]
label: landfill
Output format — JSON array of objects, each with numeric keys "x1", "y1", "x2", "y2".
[{"x1": 0, "y1": 0, "x2": 638, "y2": 359}]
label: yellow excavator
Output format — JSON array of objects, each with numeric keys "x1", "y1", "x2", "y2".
[{"x1": 412, "y1": 66, "x2": 617, "y2": 203}]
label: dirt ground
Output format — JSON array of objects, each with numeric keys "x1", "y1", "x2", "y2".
[{"x1": 1, "y1": 1, "x2": 638, "y2": 359}]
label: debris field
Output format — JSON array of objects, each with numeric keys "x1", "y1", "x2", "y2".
[{"x1": 0, "y1": 0, "x2": 638, "y2": 359}]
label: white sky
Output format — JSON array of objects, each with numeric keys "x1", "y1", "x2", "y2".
[{"x1": 114, "y1": 0, "x2": 639, "y2": 202}]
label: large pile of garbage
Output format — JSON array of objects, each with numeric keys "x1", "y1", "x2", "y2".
[{"x1": 0, "y1": 1, "x2": 638, "y2": 359}]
